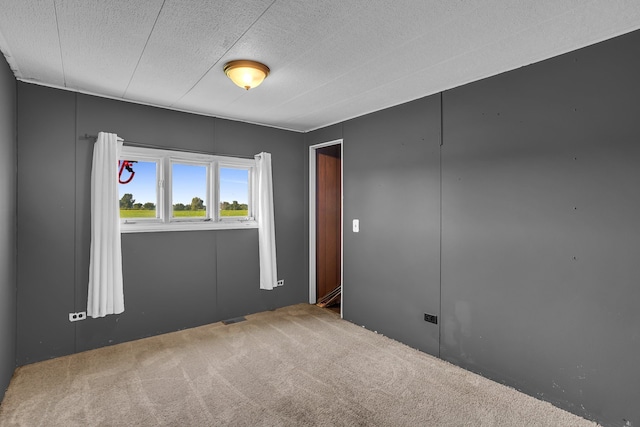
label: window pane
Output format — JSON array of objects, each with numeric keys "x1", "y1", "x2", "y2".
[
  {"x1": 220, "y1": 167, "x2": 249, "y2": 218},
  {"x1": 172, "y1": 163, "x2": 207, "y2": 218},
  {"x1": 119, "y1": 160, "x2": 157, "y2": 218}
]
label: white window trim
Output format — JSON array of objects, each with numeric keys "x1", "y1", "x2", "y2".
[
  {"x1": 168, "y1": 158, "x2": 212, "y2": 223},
  {"x1": 218, "y1": 162, "x2": 255, "y2": 222},
  {"x1": 119, "y1": 146, "x2": 258, "y2": 233}
]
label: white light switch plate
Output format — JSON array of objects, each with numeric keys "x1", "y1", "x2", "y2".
[{"x1": 353, "y1": 219, "x2": 359, "y2": 232}]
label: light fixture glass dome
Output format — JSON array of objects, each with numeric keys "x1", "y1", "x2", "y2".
[{"x1": 224, "y1": 60, "x2": 270, "y2": 90}]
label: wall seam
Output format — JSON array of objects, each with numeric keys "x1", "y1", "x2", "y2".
[
  {"x1": 13, "y1": 80, "x2": 19, "y2": 369},
  {"x1": 73, "y1": 92, "x2": 78, "y2": 354},
  {"x1": 438, "y1": 91, "x2": 443, "y2": 359}
]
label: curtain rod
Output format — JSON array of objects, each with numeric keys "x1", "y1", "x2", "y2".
[{"x1": 78, "y1": 134, "x2": 258, "y2": 159}]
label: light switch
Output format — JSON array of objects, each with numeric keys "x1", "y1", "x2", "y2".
[{"x1": 353, "y1": 219, "x2": 359, "y2": 233}]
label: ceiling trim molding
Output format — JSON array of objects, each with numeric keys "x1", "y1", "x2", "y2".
[{"x1": 15, "y1": 77, "x2": 306, "y2": 134}]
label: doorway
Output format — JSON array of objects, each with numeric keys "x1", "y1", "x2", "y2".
[{"x1": 309, "y1": 140, "x2": 343, "y2": 316}]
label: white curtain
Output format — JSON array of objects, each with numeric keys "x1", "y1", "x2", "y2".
[
  {"x1": 87, "y1": 132, "x2": 125, "y2": 318},
  {"x1": 255, "y1": 152, "x2": 280, "y2": 290}
]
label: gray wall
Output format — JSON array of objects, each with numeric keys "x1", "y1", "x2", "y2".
[
  {"x1": 441, "y1": 30, "x2": 640, "y2": 427},
  {"x1": 342, "y1": 96, "x2": 442, "y2": 355},
  {"x1": 17, "y1": 83, "x2": 307, "y2": 364},
  {"x1": 307, "y1": 29, "x2": 640, "y2": 427},
  {"x1": 0, "y1": 51, "x2": 17, "y2": 401}
]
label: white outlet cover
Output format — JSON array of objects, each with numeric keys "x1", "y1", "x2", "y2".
[{"x1": 69, "y1": 311, "x2": 87, "y2": 322}]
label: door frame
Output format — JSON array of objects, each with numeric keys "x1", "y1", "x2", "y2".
[{"x1": 309, "y1": 139, "x2": 343, "y2": 317}]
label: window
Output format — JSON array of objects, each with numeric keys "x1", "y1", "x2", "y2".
[
  {"x1": 219, "y1": 166, "x2": 250, "y2": 220},
  {"x1": 118, "y1": 158, "x2": 160, "y2": 220},
  {"x1": 118, "y1": 146, "x2": 256, "y2": 232},
  {"x1": 171, "y1": 162, "x2": 208, "y2": 220}
]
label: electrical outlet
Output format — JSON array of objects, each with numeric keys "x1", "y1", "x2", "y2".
[
  {"x1": 424, "y1": 313, "x2": 438, "y2": 324},
  {"x1": 277, "y1": 279, "x2": 284, "y2": 286},
  {"x1": 69, "y1": 311, "x2": 86, "y2": 322}
]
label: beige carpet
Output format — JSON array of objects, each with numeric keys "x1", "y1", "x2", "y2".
[{"x1": 0, "y1": 304, "x2": 598, "y2": 427}]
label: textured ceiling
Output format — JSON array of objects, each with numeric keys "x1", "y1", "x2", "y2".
[{"x1": 1, "y1": 0, "x2": 639, "y2": 132}]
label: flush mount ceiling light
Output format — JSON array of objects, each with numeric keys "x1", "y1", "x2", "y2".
[{"x1": 224, "y1": 60, "x2": 270, "y2": 90}]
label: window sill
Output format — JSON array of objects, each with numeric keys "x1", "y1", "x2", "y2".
[{"x1": 120, "y1": 220, "x2": 258, "y2": 233}]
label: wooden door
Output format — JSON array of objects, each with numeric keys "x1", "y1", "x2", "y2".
[{"x1": 316, "y1": 145, "x2": 342, "y2": 301}]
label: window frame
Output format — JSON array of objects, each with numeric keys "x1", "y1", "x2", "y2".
[
  {"x1": 218, "y1": 161, "x2": 255, "y2": 222},
  {"x1": 168, "y1": 157, "x2": 212, "y2": 223},
  {"x1": 118, "y1": 151, "x2": 163, "y2": 225},
  {"x1": 119, "y1": 146, "x2": 258, "y2": 233}
]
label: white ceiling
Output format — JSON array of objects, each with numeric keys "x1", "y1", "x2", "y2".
[{"x1": 1, "y1": 1, "x2": 639, "y2": 132}]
